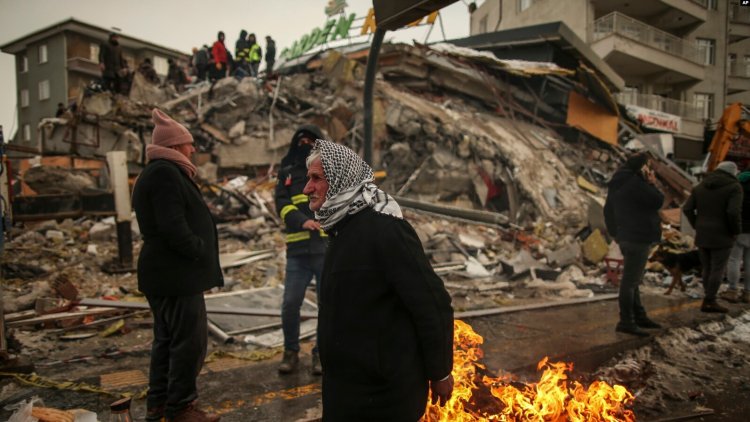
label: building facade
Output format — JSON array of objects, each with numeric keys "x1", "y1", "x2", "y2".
[
  {"x1": 1, "y1": 18, "x2": 189, "y2": 150},
  {"x1": 470, "y1": 0, "x2": 750, "y2": 158}
]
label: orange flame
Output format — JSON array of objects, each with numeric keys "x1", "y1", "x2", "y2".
[{"x1": 424, "y1": 320, "x2": 635, "y2": 421}]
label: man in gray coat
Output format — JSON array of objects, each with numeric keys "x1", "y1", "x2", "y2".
[{"x1": 683, "y1": 161, "x2": 743, "y2": 313}]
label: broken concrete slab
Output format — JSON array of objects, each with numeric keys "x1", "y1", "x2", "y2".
[
  {"x1": 228, "y1": 120, "x2": 246, "y2": 139},
  {"x1": 546, "y1": 243, "x2": 581, "y2": 267},
  {"x1": 582, "y1": 229, "x2": 609, "y2": 264},
  {"x1": 22, "y1": 166, "x2": 97, "y2": 194}
]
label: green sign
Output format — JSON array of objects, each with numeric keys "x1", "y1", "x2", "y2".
[{"x1": 280, "y1": 13, "x2": 356, "y2": 60}]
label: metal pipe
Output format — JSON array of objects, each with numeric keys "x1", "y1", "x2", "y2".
[{"x1": 363, "y1": 27, "x2": 386, "y2": 165}]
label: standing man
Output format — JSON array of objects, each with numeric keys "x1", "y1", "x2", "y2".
[
  {"x1": 246, "y1": 33, "x2": 262, "y2": 77},
  {"x1": 275, "y1": 125, "x2": 327, "y2": 375},
  {"x1": 98, "y1": 33, "x2": 127, "y2": 93},
  {"x1": 304, "y1": 140, "x2": 454, "y2": 421},
  {"x1": 725, "y1": 166, "x2": 750, "y2": 304},
  {"x1": 132, "y1": 109, "x2": 222, "y2": 422},
  {"x1": 234, "y1": 30, "x2": 250, "y2": 75},
  {"x1": 604, "y1": 152, "x2": 664, "y2": 337},
  {"x1": 683, "y1": 161, "x2": 743, "y2": 313},
  {"x1": 265, "y1": 36, "x2": 276, "y2": 76},
  {"x1": 191, "y1": 46, "x2": 210, "y2": 82},
  {"x1": 211, "y1": 31, "x2": 228, "y2": 81}
]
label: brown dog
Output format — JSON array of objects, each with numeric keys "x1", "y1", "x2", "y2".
[{"x1": 650, "y1": 247, "x2": 702, "y2": 295}]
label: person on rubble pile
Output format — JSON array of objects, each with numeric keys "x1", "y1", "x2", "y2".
[
  {"x1": 304, "y1": 139, "x2": 454, "y2": 421},
  {"x1": 265, "y1": 35, "x2": 276, "y2": 76},
  {"x1": 724, "y1": 165, "x2": 750, "y2": 304},
  {"x1": 210, "y1": 31, "x2": 228, "y2": 81},
  {"x1": 132, "y1": 109, "x2": 222, "y2": 422},
  {"x1": 98, "y1": 33, "x2": 128, "y2": 94},
  {"x1": 138, "y1": 58, "x2": 161, "y2": 84},
  {"x1": 683, "y1": 161, "x2": 743, "y2": 313},
  {"x1": 246, "y1": 33, "x2": 262, "y2": 77},
  {"x1": 604, "y1": 152, "x2": 664, "y2": 337},
  {"x1": 275, "y1": 125, "x2": 328, "y2": 376},
  {"x1": 234, "y1": 30, "x2": 250, "y2": 75},
  {"x1": 191, "y1": 45, "x2": 210, "y2": 82},
  {"x1": 167, "y1": 58, "x2": 189, "y2": 92}
]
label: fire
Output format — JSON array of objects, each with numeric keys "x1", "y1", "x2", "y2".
[{"x1": 424, "y1": 320, "x2": 635, "y2": 421}]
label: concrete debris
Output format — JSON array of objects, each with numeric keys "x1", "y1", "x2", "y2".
[
  {"x1": 22, "y1": 166, "x2": 97, "y2": 194},
  {"x1": 581, "y1": 229, "x2": 609, "y2": 264}
]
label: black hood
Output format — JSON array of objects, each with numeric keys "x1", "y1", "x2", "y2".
[
  {"x1": 703, "y1": 170, "x2": 738, "y2": 190},
  {"x1": 608, "y1": 167, "x2": 640, "y2": 190},
  {"x1": 239, "y1": 30, "x2": 247, "y2": 40},
  {"x1": 281, "y1": 125, "x2": 324, "y2": 167}
]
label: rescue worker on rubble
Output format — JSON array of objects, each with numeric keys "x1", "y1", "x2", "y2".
[
  {"x1": 138, "y1": 58, "x2": 161, "y2": 85},
  {"x1": 604, "y1": 152, "x2": 664, "y2": 337},
  {"x1": 246, "y1": 33, "x2": 262, "y2": 77},
  {"x1": 132, "y1": 109, "x2": 222, "y2": 422},
  {"x1": 304, "y1": 139, "x2": 454, "y2": 420},
  {"x1": 265, "y1": 35, "x2": 276, "y2": 76},
  {"x1": 683, "y1": 161, "x2": 743, "y2": 313},
  {"x1": 98, "y1": 33, "x2": 128, "y2": 94},
  {"x1": 234, "y1": 30, "x2": 250, "y2": 75},
  {"x1": 191, "y1": 46, "x2": 210, "y2": 82},
  {"x1": 275, "y1": 125, "x2": 328, "y2": 376},
  {"x1": 210, "y1": 31, "x2": 228, "y2": 81}
]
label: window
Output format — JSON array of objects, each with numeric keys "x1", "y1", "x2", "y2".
[
  {"x1": 38, "y1": 44, "x2": 48, "y2": 64},
  {"x1": 20, "y1": 89, "x2": 29, "y2": 108},
  {"x1": 153, "y1": 56, "x2": 169, "y2": 75},
  {"x1": 479, "y1": 15, "x2": 488, "y2": 33},
  {"x1": 697, "y1": 38, "x2": 715, "y2": 65},
  {"x1": 89, "y1": 43, "x2": 100, "y2": 62},
  {"x1": 23, "y1": 124, "x2": 31, "y2": 142},
  {"x1": 519, "y1": 0, "x2": 533, "y2": 12},
  {"x1": 707, "y1": 0, "x2": 718, "y2": 10},
  {"x1": 694, "y1": 93, "x2": 714, "y2": 120},
  {"x1": 19, "y1": 55, "x2": 28, "y2": 73},
  {"x1": 38, "y1": 80, "x2": 50, "y2": 101},
  {"x1": 729, "y1": 53, "x2": 737, "y2": 75},
  {"x1": 744, "y1": 55, "x2": 750, "y2": 77}
]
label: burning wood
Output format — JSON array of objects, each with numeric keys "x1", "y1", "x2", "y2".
[{"x1": 424, "y1": 320, "x2": 635, "y2": 421}]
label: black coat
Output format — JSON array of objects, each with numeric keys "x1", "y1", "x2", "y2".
[
  {"x1": 98, "y1": 41, "x2": 126, "y2": 78},
  {"x1": 319, "y1": 208, "x2": 454, "y2": 422},
  {"x1": 604, "y1": 167, "x2": 664, "y2": 244},
  {"x1": 132, "y1": 159, "x2": 223, "y2": 296},
  {"x1": 683, "y1": 170, "x2": 743, "y2": 249},
  {"x1": 738, "y1": 174, "x2": 750, "y2": 234}
]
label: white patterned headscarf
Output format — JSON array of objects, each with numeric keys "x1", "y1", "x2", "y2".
[{"x1": 312, "y1": 139, "x2": 402, "y2": 231}]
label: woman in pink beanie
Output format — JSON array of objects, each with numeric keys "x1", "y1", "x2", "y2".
[{"x1": 132, "y1": 109, "x2": 222, "y2": 422}]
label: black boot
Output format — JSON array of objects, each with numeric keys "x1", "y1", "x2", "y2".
[
  {"x1": 311, "y1": 351, "x2": 323, "y2": 376},
  {"x1": 278, "y1": 350, "x2": 299, "y2": 374},
  {"x1": 615, "y1": 321, "x2": 650, "y2": 337},
  {"x1": 635, "y1": 316, "x2": 662, "y2": 329},
  {"x1": 701, "y1": 301, "x2": 729, "y2": 313}
]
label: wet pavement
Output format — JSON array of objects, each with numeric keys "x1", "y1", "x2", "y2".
[{"x1": 2, "y1": 291, "x2": 749, "y2": 421}]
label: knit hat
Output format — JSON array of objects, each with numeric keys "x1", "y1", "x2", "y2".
[
  {"x1": 716, "y1": 161, "x2": 739, "y2": 176},
  {"x1": 151, "y1": 109, "x2": 193, "y2": 147}
]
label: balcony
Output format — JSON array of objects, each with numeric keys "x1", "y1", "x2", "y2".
[
  {"x1": 728, "y1": 61, "x2": 750, "y2": 94},
  {"x1": 66, "y1": 57, "x2": 101, "y2": 77},
  {"x1": 590, "y1": 12, "x2": 706, "y2": 83},
  {"x1": 615, "y1": 92, "x2": 702, "y2": 120},
  {"x1": 729, "y1": 2, "x2": 750, "y2": 44},
  {"x1": 594, "y1": 0, "x2": 707, "y2": 33}
]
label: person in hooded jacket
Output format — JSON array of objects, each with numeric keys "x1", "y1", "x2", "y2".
[
  {"x1": 683, "y1": 161, "x2": 743, "y2": 313},
  {"x1": 210, "y1": 31, "x2": 228, "y2": 81},
  {"x1": 246, "y1": 33, "x2": 262, "y2": 77},
  {"x1": 604, "y1": 152, "x2": 664, "y2": 337},
  {"x1": 98, "y1": 33, "x2": 128, "y2": 93},
  {"x1": 725, "y1": 166, "x2": 750, "y2": 304},
  {"x1": 275, "y1": 125, "x2": 328, "y2": 375},
  {"x1": 234, "y1": 30, "x2": 250, "y2": 75}
]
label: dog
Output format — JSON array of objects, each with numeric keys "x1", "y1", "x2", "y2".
[{"x1": 650, "y1": 247, "x2": 702, "y2": 295}]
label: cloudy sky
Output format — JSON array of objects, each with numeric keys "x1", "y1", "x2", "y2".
[{"x1": 0, "y1": 0, "x2": 475, "y2": 141}]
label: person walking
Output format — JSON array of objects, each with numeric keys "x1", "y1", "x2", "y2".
[
  {"x1": 275, "y1": 125, "x2": 328, "y2": 375},
  {"x1": 132, "y1": 109, "x2": 223, "y2": 422},
  {"x1": 604, "y1": 152, "x2": 664, "y2": 337},
  {"x1": 683, "y1": 161, "x2": 743, "y2": 313},
  {"x1": 725, "y1": 167, "x2": 750, "y2": 304},
  {"x1": 304, "y1": 139, "x2": 454, "y2": 421}
]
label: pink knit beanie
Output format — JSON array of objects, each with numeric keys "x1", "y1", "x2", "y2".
[{"x1": 151, "y1": 109, "x2": 193, "y2": 147}]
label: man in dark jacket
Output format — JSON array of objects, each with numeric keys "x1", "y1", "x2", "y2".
[
  {"x1": 211, "y1": 32, "x2": 228, "y2": 81},
  {"x1": 265, "y1": 36, "x2": 276, "y2": 75},
  {"x1": 304, "y1": 139, "x2": 454, "y2": 421},
  {"x1": 683, "y1": 161, "x2": 743, "y2": 313},
  {"x1": 132, "y1": 109, "x2": 222, "y2": 422},
  {"x1": 725, "y1": 167, "x2": 750, "y2": 304},
  {"x1": 604, "y1": 152, "x2": 664, "y2": 337},
  {"x1": 98, "y1": 33, "x2": 128, "y2": 93},
  {"x1": 275, "y1": 125, "x2": 327, "y2": 375},
  {"x1": 234, "y1": 30, "x2": 250, "y2": 75},
  {"x1": 191, "y1": 46, "x2": 210, "y2": 81}
]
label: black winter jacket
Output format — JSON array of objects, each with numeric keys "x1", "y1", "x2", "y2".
[
  {"x1": 604, "y1": 167, "x2": 664, "y2": 244},
  {"x1": 132, "y1": 160, "x2": 223, "y2": 296},
  {"x1": 683, "y1": 170, "x2": 743, "y2": 248},
  {"x1": 275, "y1": 125, "x2": 327, "y2": 257},
  {"x1": 319, "y1": 208, "x2": 454, "y2": 422}
]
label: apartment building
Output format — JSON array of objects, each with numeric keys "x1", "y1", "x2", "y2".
[
  {"x1": 470, "y1": 0, "x2": 750, "y2": 159},
  {"x1": 1, "y1": 18, "x2": 189, "y2": 151}
]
